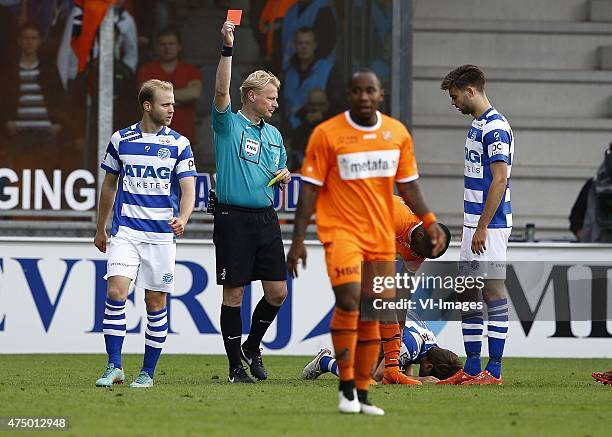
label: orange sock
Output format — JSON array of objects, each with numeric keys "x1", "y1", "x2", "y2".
[
  {"x1": 354, "y1": 320, "x2": 381, "y2": 391},
  {"x1": 330, "y1": 307, "x2": 359, "y2": 381},
  {"x1": 380, "y1": 323, "x2": 401, "y2": 377}
]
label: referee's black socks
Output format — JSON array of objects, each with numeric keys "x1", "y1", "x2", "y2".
[
  {"x1": 221, "y1": 304, "x2": 242, "y2": 371},
  {"x1": 244, "y1": 297, "x2": 281, "y2": 352}
]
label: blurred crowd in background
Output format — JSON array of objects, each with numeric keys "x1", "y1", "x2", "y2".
[{"x1": 0, "y1": 0, "x2": 393, "y2": 178}]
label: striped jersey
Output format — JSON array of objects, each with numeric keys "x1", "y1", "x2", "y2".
[
  {"x1": 399, "y1": 316, "x2": 437, "y2": 368},
  {"x1": 16, "y1": 62, "x2": 51, "y2": 132},
  {"x1": 464, "y1": 107, "x2": 514, "y2": 228},
  {"x1": 101, "y1": 123, "x2": 197, "y2": 244}
]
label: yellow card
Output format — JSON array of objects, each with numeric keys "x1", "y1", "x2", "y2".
[{"x1": 267, "y1": 173, "x2": 283, "y2": 187}]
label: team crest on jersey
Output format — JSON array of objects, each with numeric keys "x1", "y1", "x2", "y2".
[
  {"x1": 382, "y1": 130, "x2": 393, "y2": 141},
  {"x1": 158, "y1": 148, "x2": 171, "y2": 160},
  {"x1": 162, "y1": 273, "x2": 173, "y2": 284},
  {"x1": 245, "y1": 138, "x2": 260, "y2": 156}
]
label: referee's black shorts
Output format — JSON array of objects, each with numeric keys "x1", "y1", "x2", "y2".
[{"x1": 213, "y1": 203, "x2": 287, "y2": 286}]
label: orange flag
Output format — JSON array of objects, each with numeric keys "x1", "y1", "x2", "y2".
[{"x1": 71, "y1": 0, "x2": 117, "y2": 72}]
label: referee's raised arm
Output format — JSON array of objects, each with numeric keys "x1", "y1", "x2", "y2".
[{"x1": 215, "y1": 21, "x2": 235, "y2": 112}]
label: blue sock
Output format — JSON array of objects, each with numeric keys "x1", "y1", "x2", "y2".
[
  {"x1": 461, "y1": 309, "x2": 483, "y2": 376},
  {"x1": 485, "y1": 298, "x2": 508, "y2": 379},
  {"x1": 103, "y1": 298, "x2": 126, "y2": 368},
  {"x1": 142, "y1": 307, "x2": 168, "y2": 378},
  {"x1": 319, "y1": 356, "x2": 338, "y2": 376}
]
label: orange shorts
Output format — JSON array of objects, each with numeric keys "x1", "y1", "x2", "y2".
[{"x1": 323, "y1": 231, "x2": 395, "y2": 288}]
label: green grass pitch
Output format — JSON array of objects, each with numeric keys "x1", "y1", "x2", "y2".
[{"x1": 0, "y1": 355, "x2": 610, "y2": 436}]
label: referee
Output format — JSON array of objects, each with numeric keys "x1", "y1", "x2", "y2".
[{"x1": 213, "y1": 20, "x2": 291, "y2": 383}]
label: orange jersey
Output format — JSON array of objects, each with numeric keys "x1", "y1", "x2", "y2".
[
  {"x1": 301, "y1": 111, "x2": 419, "y2": 253},
  {"x1": 393, "y1": 195, "x2": 426, "y2": 272}
]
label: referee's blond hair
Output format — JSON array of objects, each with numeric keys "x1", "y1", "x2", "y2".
[{"x1": 240, "y1": 70, "x2": 281, "y2": 103}]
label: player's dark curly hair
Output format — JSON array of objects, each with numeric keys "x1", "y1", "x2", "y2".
[
  {"x1": 440, "y1": 65, "x2": 486, "y2": 92},
  {"x1": 426, "y1": 347, "x2": 463, "y2": 380},
  {"x1": 410, "y1": 223, "x2": 452, "y2": 259}
]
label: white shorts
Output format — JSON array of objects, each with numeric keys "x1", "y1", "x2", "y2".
[
  {"x1": 459, "y1": 226, "x2": 511, "y2": 280},
  {"x1": 105, "y1": 235, "x2": 176, "y2": 293}
]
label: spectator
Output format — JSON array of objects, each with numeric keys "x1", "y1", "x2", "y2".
[
  {"x1": 137, "y1": 28, "x2": 202, "y2": 145},
  {"x1": 1, "y1": 22, "x2": 64, "y2": 155},
  {"x1": 573, "y1": 144, "x2": 612, "y2": 242},
  {"x1": 252, "y1": 0, "x2": 296, "y2": 73},
  {"x1": 287, "y1": 87, "x2": 330, "y2": 172},
  {"x1": 569, "y1": 178, "x2": 593, "y2": 241},
  {"x1": 282, "y1": 27, "x2": 341, "y2": 130},
  {"x1": 281, "y1": 0, "x2": 337, "y2": 70}
]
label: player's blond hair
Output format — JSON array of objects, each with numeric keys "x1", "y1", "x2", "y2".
[
  {"x1": 240, "y1": 70, "x2": 281, "y2": 104},
  {"x1": 138, "y1": 79, "x2": 174, "y2": 111}
]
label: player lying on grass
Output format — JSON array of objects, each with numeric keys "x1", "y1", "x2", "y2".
[
  {"x1": 592, "y1": 370, "x2": 612, "y2": 385},
  {"x1": 303, "y1": 314, "x2": 462, "y2": 384}
]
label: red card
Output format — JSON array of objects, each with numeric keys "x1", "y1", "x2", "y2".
[{"x1": 226, "y1": 9, "x2": 242, "y2": 25}]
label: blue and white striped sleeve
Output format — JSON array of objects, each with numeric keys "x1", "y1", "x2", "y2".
[
  {"x1": 100, "y1": 131, "x2": 122, "y2": 174},
  {"x1": 482, "y1": 119, "x2": 511, "y2": 164},
  {"x1": 175, "y1": 138, "x2": 197, "y2": 179}
]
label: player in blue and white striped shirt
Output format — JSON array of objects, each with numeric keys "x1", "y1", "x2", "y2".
[
  {"x1": 93, "y1": 79, "x2": 197, "y2": 388},
  {"x1": 302, "y1": 315, "x2": 462, "y2": 384},
  {"x1": 440, "y1": 65, "x2": 513, "y2": 385}
]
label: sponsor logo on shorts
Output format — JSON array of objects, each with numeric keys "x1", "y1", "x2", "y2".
[
  {"x1": 335, "y1": 266, "x2": 359, "y2": 278},
  {"x1": 158, "y1": 147, "x2": 171, "y2": 159},
  {"x1": 220, "y1": 268, "x2": 227, "y2": 281},
  {"x1": 109, "y1": 262, "x2": 131, "y2": 267},
  {"x1": 162, "y1": 273, "x2": 173, "y2": 284}
]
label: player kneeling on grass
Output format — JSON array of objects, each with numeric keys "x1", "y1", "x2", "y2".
[{"x1": 303, "y1": 315, "x2": 462, "y2": 385}]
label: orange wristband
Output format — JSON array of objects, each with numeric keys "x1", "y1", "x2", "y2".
[{"x1": 421, "y1": 212, "x2": 437, "y2": 229}]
